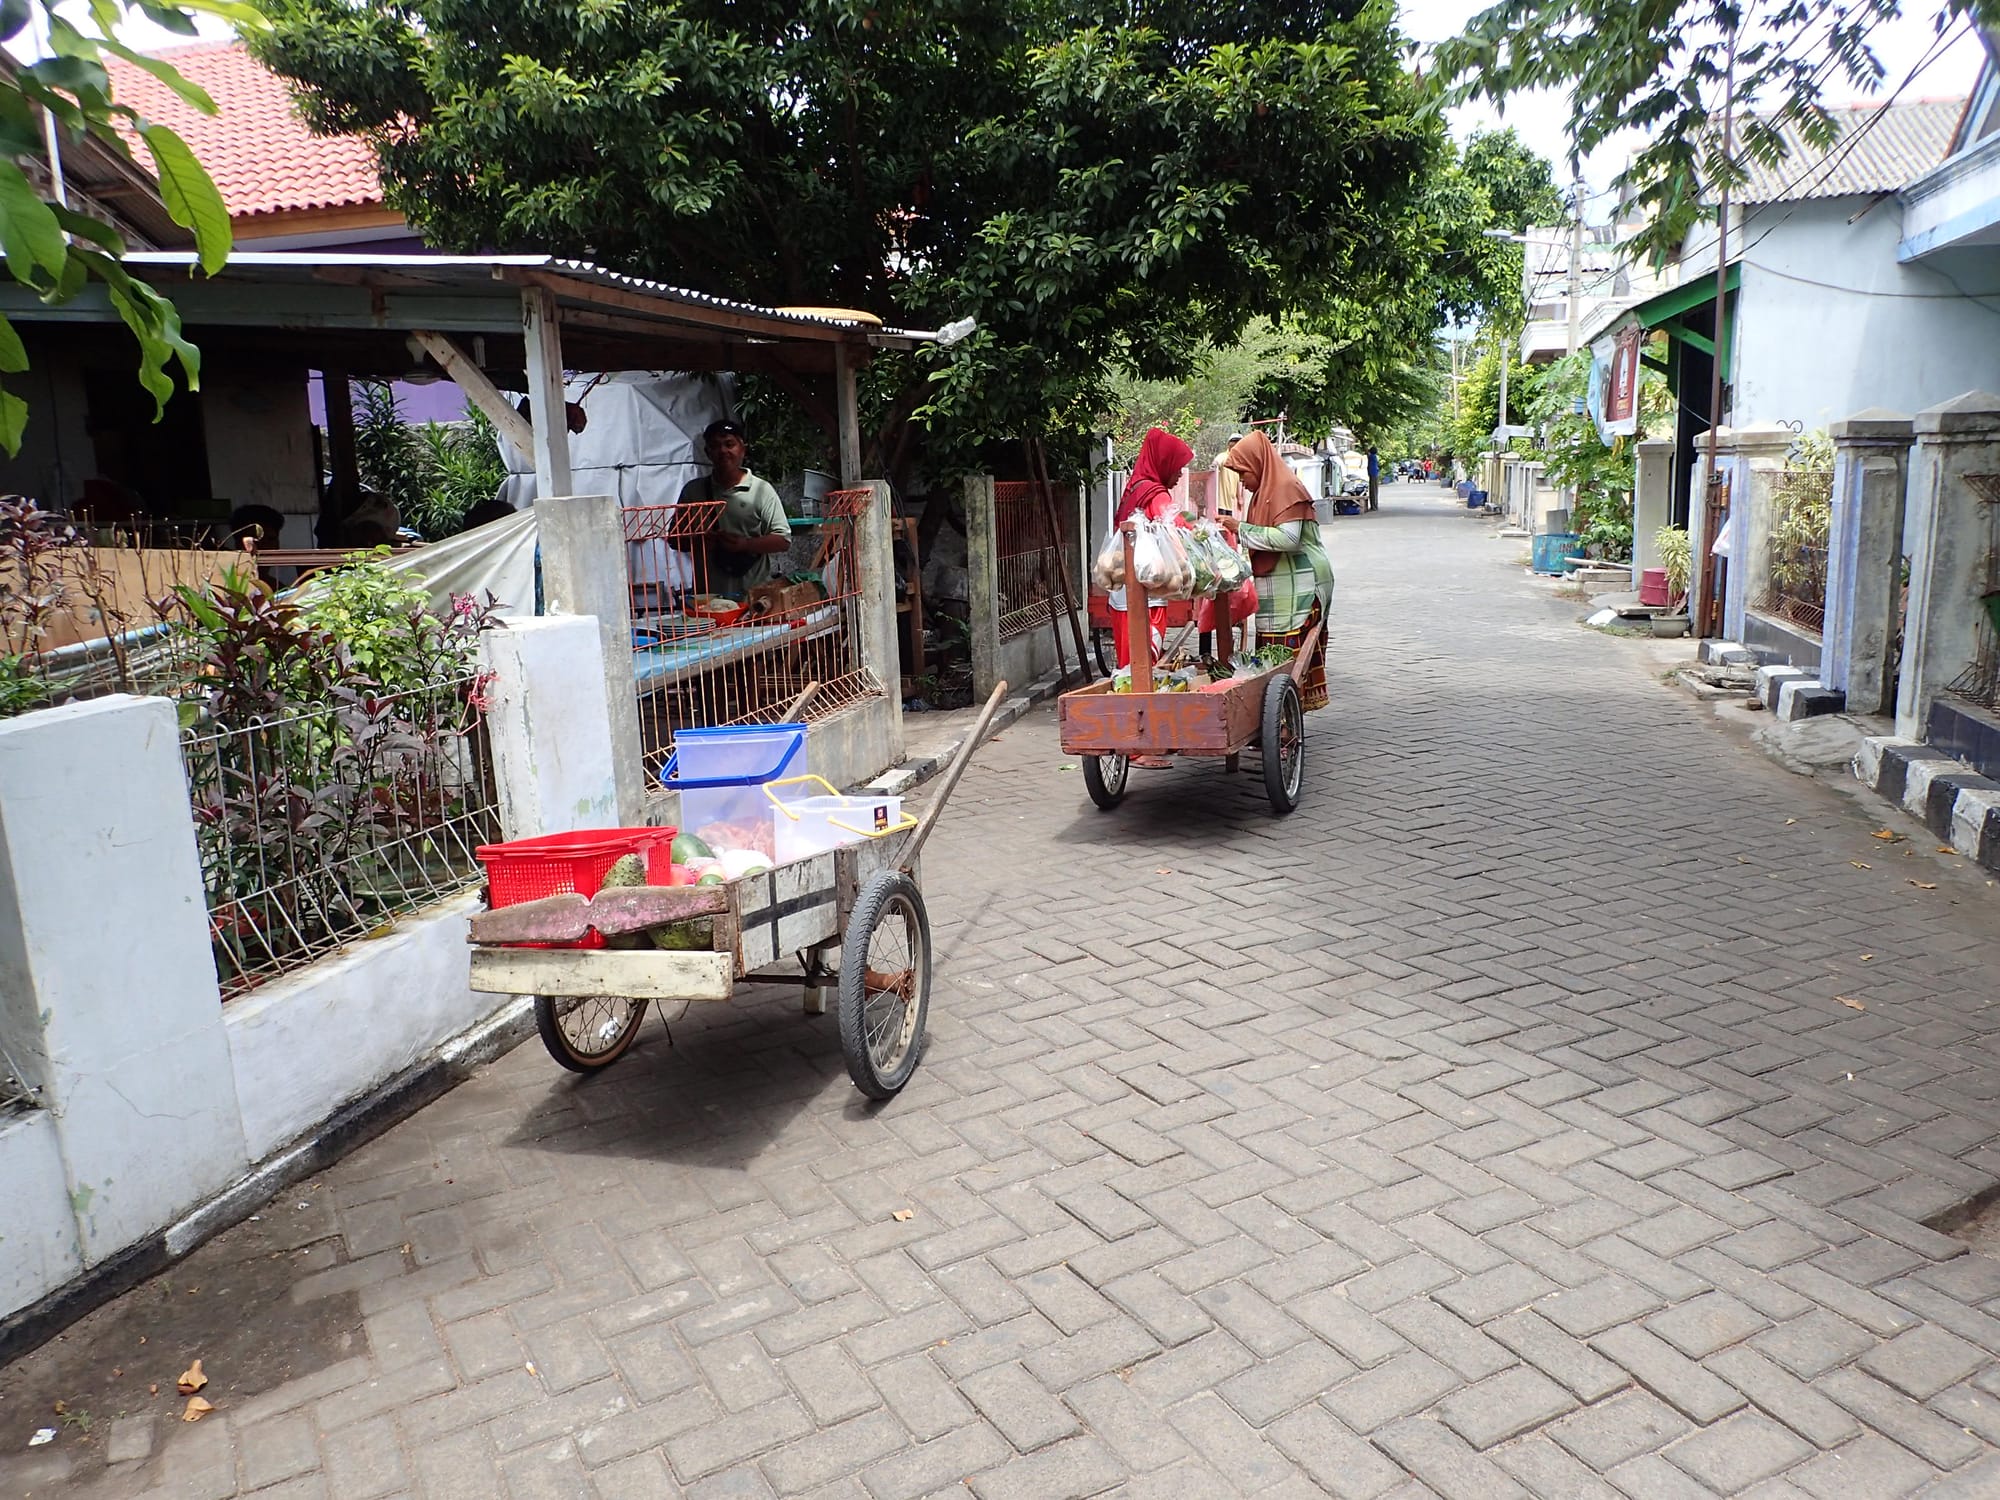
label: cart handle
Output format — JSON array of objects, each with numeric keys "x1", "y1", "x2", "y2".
[
  {"x1": 763, "y1": 774, "x2": 841, "y2": 820},
  {"x1": 899, "y1": 679, "x2": 1009, "y2": 874},
  {"x1": 825, "y1": 810, "x2": 920, "y2": 839}
]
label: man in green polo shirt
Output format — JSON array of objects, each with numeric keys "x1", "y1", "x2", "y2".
[{"x1": 673, "y1": 419, "x2": 792, "y2": 598}]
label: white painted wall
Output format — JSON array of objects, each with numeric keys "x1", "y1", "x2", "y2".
[
  {"x1": 482, "y1": 616, "x2": 620, "y2": 840},
  {"x1": 0, "y1": 1111, "x2": 82, "y2": 1319},
  {"x1": 1732, "y1": 198, "x2": 2000, "y2": 430},
  {"x1": 225, "y1": 891, "x2": 486, "y2": 1161}
]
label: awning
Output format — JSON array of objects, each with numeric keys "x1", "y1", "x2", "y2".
[{"x1": 1587, "y1": 263, "x2": 1741, "y2": 377}]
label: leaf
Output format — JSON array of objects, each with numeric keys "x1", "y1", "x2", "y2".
[
  {"x1": 1909, "y1": 880, "x2": 1937, "y2": 890},
  {"x1": 1938, "y1": 846, "x2": 1958, "y2": 856},
  {"x1": 0, "y1": 0, "x2": 29, "y2": 44},
  {"x1": 100, "y1": 40, "x2": 217, "y2": 115},
  {"x1": 176, "y1": 1359, "x2": 207, "y2": 1395},
  {"x1": 0, "y1": 159, "x2": 68, "y2": 288},
  {"x1": 138, "y1": 126, "x2": 231, "y2": 275},
  {"x1": 1871, "y1": 829, "x2": 1899, "y2": 841},
  {"x1": 181, "y1": 1395, "x2": 213, "y2": 1422},
  {"x1": 1837, "y1": 996, "x2": 1866, "y2": 1011},
  {"x1": 1850, "y1": 861, "x2": 1871, "y2": 870},
  {"x1": 891, "y1": 1208, "x2": 914, "y2": 1222}
]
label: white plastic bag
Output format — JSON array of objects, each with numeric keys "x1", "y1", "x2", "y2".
[{"x1": 1092, "y1": 528, "x2": 1127, "y2": 590}]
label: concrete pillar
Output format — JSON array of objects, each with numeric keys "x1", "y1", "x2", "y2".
[
  {"x1": 521, "y1": 287, "x2": 572, "y2": 500},
  {"x1": 857, "y1": 479, "x2": 903, "y2": 740},
  {"x1": 963, "y1": 474, "x2": 1000, "y2": 699},
  {"x1": 1896, "y1": 392, "x2": 2000, "y2": 741},
  {"x1": 480, "y1": 616, "x2": 620, "y2": 840},
  {"x1": 1715, "y1": 423, "x2": 1794, "y2": 643},
  {"x1": 0, "y1": 696, "x2": 248, "y2": 1268},
  {"x1": 1823, "y1": 410, "x2": 1913, "y2": 715},
  {"x1": 536, "y1": 493, "x2": 646, "y2": 823},
  {"x1": 1633, "y1": 438, "x2": 1674, "y2": 588}
]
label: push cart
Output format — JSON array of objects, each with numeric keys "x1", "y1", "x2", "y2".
[
  {"x1": 468, "y1": 684, "x2": 1008, "y2": 1099},
  {"x1": 1086, "y1": 587, "x2": 1195, "y2": 676},
  {"x1": 1061, "y1": 525, "x2": 1323, "y2": 814}
]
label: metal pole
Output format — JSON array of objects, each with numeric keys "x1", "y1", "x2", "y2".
[
  {"x1": 1566, "y1": 182, "x2": 1585, "y2": 356},
  {"x1": 1497, "y1": 330, "x2": 1509, "y2": 436},
  {"x1": 1704, "y1": 29, "x2": 1737, "y2": 501}
]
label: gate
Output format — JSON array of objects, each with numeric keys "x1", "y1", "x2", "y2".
[{"x1": 1698, "y1": 471, "x2": 1731, "y2": 639}]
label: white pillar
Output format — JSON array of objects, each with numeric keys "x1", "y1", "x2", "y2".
[
  {"x1": 858, "y1": 479, "x2": 902, "y2": 724},
  {"x1": 1715, "y1": 423, "x2": 1793, "y2": 643},
  {"x1": 480, "y1": 616, "x2": 620, "y2": 839},
  {"x1": 1823, "y1": 411, "x2": 1912, "y2": 714},
  {"x1": 963, "y1": 475, "x2": 1000, "y2": 699},
  {"x1": 1632, "y1": 438, "x2": 1673, "y2": 586},
  {"x1": 536, "y1": 494, "x2": 646, "y2": 823},
  {"x1": 1896, "y1": 392, "x2": 2000, "y2": 741},
  {"x1": 522, "y1": 286, "x2": 573, "y2": 501},
  {"x1": 0, "y1": 696, "x2": 248, "y2": 1267}
]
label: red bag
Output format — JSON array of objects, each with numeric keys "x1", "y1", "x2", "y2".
[{"x1": 1197, "y1": 577, "x2": 1259, "y2": 633}]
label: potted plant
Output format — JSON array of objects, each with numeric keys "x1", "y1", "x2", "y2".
[{"x1": 1653, "y1": 526, "x2": 1692, "y2": 637}]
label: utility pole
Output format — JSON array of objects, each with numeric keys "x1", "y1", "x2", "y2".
[
  {"x1": 1703, "y1": 29, "x2": 1738, "y2": 500},
  {"x1": 1496, "y1": 326, "x2": 1509, "y2": 439},
  {"x1": 1566, "y1": 176, "x2": 1586, "y2": 356}
]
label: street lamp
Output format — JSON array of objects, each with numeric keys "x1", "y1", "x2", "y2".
[{"x1": 1479, "y1": 229, "x2": 1531, "y2": 444}]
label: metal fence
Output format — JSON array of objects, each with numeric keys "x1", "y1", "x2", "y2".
[
  {"x1": 1756, "y1": 541, "x2": 1829, "y2": 634},
  {"x1": 995, "y1": 481, "x2": 1079, "y2": 641},
  {"x1": 0, "y1": 1036, "x2": 36, "y2": 1115},
  {"x1": 623, "y1": 490, "x2": 879, "y2": 782},
  {"x1": 181, "y1": 675, "x2": 500, "y2": 998}
]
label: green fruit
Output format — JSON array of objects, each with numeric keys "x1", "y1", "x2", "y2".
[
  {"x1": 599, "y1": 852, "x2": 649, "y2": 888},
  {"x1": 648, "y1": 919, "x2": 712, "y2": 950},
  {"x1": 671, "y1": 832, "x2": 715, "y2": 863},
  {"x1": 697, "y1": 872, "x2": 726, "y2": 886}
]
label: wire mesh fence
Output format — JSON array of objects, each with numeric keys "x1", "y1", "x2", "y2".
[
  {"x1": 1755, "y1": 540, "x2": 1828, "y2": 635},
  {"x1": 181, "y1": 675, "x2": 500, "y2": 998},
  {"x1": 624, "y1": 489, "x2": 880, "y2": 782},
  {"x1": 995, "y1": 481, "x2": 1080, "y2": 642},
  {"x1": 0, "y1": 1036, "x2": 37, "y2": 1116}
]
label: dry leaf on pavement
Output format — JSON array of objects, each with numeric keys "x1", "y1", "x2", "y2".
[
  {"x1": 176, "y1": 1360, "x2": 206, "y2": 1396},
  {"x1": 1838, "y1": 996, "x2": 1867, "y2": 1011},
  {"x1": 1850, "y1": 861, "x2": 1872, "y2": 870},
  {"x1": 1872, "y1": 829, "x2": 1900, "y2": 840},
  {"x1": 892, "y1": 1209, "x2": 914, "y2": 1222},
  {"x1": 181, "y1": 1397, "x2": 213, "y2": 1423},
  {"x1": 1909, "y1": 880, "x2": 1938, "y2": 890}
]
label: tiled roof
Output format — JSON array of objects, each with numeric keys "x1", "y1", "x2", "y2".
[
  {"x1": 103, "y1": 41, "x2": 383, "y2": 221},
  {"x1": 1737, "y1": 97, "x2": 1966, "y2": 203}
]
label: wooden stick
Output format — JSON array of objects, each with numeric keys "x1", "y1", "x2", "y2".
[
  {"x1": 1124, "y1": 525, "x2": 1152, "y2": 691},
  {"x1": 784, "y1": 680, "x2": 822, "y2": 720},
  {"x1": 1021, "y1": 440, "x2": 1074, "y2": 688},
  {"x1": 1029, "y1": 438, "x2": 1095, "y2": 683},
  {"x1": 900, "y1": 679, "x2": 1009, "y2": 873}
]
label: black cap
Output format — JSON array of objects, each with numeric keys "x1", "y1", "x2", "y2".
[{"x1": 703, "y1": 419, "x2": 745, "y2": 443}]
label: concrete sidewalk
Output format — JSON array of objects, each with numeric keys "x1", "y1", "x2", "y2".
[{"x1": 10, "y1": 481, "x2": 2000, "y2": 1498}]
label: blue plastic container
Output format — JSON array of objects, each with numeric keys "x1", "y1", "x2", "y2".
[
  {"x1": 662, "y1": 723, "x2": 808, "y2": 848},
  {"x1": 1467, "y1": 489, "x2": 1488, "y2": 509},
  {"x1": 1530, "y1": 532, "x2": 1580, "y2": 575}
]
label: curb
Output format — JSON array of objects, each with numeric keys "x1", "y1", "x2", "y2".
[
  {"x1": 1854, "y1": 734, "x2": 2000, "y2": 873},
  {"x1": 864, "y1": 667, "x2": 1071, "y2": 796},
  {"x1": 0, "y1": 997, "x2": 536, "y2": 1366},
  {"x1": 1701, "y1": 640, "x2": 1846, "y2": 720}
]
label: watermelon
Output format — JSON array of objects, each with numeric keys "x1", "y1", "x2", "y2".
[{"x1": 671, "y1": 831, "x2": 715, "y2": 863}]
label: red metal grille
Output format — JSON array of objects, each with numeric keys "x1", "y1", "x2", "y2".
[
  {"x1": 622, "y1": 488, "x2": 880, "y2": 781},
  {"x1": 995, "y1": 481, "x2": 1079, "y2": 642}
]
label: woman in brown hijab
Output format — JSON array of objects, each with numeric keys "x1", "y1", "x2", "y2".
[{"x1": 1220, "y1": 430, "x2": 1334, "y2": 709}]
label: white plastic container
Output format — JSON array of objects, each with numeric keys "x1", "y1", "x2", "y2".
[
  {"x1": 765, "y1": 776, "x2": 913, "y2": 862},
  {"x1": 662, "y1": 724, "x2": 807, "y2": 854}
]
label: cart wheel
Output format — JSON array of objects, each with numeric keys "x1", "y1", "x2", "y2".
[
  {"x1": 837, "y1": 871, "x2": 931, "y2": 1100},
  {"x1": 535, "y1": 994, "x2": 647, "y2": 1073},
  {"x1": 1091, "y1": 626, "x2": 1115, "y2": 676},
  {"x1": 1082, "y1": 753, "x2": 1129, "y2": 810},
  {"x1": 1260, "y1": 673, "x2": 1305, "y2": 814}
]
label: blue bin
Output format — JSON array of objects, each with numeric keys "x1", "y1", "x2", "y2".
[
  {"x1": 1467, "y1": 489, "x2": 1488, "y2": 509},
  {"x1": 662, "y1": 723, "x2": 808, "y2": 846},
  {"x1": 1530, "y1": 532, "x2": 1579, "y2": 575}
]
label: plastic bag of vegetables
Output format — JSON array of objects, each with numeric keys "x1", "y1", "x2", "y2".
[
  {"x1": 1091, "y1": 527, "x2": 1127, "y2": 590},
  {"x1": 1133, "y1": 519, "x2": 1195, "y2": 599}
]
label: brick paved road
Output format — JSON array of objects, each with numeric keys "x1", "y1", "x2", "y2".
[{"x1": 14, "y1": 481, "x2": 2000, "y2": 1499}]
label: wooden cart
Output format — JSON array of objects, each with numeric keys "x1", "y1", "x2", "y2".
[
  {"x1": 1060, "y1": 526, "x2": 1322, "y2": 814},
  {"x1": 467, "y1": 685, "x2": 1007, "y2": 1099}
]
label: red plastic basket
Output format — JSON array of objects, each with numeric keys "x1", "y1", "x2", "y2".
[{"x1": 476, "y1": 828, "x2": 679, "y2": 912}]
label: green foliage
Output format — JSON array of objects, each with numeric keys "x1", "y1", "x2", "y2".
[
  {"x1": 1657, "y1": 525, "x2": 1692, "y2": 597},
  {"x1": 1448, "y1": 339, "x2": 1540, "y2": 461},
  {"x1": 1103, "y1": 318, "x2": 1333, "y2": 468},
  {"x1": 351, "y1": 381, "x2": 506, "y2": 538},
  {"x1": 0, "y1": 1, "x2": 256, "y2": 454},
  {"x1": 1770, "y1": 432, "x2": 1833, "y2": 597},
  {"x1": 1527, "y1": 352, "x2": 1635, "y2": 557},
  {"x1": 254, "y1": 0, "x2": 1443, "y2": 479},
  {"x1": 1434, "y1": 0, "x2": 1945, "y2": 266}
]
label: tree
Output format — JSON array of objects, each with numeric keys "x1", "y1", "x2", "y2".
[
  {"x1": 0, "y1": 0, "x2": 249, "y2": 454},
  {"x1": 253, "y1": 0, "x2": 1445, "y2": 481},
  {"x1": 1434, "y1": 0, "x2": 1970, "y2": 263}
]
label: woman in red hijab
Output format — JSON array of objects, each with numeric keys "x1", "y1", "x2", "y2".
[{"x1": 1109, "y1": 428, "x2": 1193, "y2": 673}]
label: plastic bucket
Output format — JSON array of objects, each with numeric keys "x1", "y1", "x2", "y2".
[
  {"x1": 663, "y1": 723, "x2": 807, "y2": 854},
  {"x1": 765, "y1": 776, "x2": 915, "y2": 862},
  {"x1": 1639, "y1": 567, "x2": 1670, "y2": 607},
  {"x1": 1530, "y1": 532, "x2": 1579, "y2": 575}
]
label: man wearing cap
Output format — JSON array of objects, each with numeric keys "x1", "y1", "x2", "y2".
[{"x1": 672, "y1": 420, "x2": 792, "y2": 598}]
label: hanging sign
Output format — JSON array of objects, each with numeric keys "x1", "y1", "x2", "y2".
[{"x1": 1602, "y1": 323, "x2": 1643, "y2": 435}]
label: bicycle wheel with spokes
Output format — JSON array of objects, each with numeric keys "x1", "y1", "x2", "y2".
[
  {"x1": 1261, "y1": 672, "x2": 1305, "y2": 813},
  {"x1": 837, "y1": 871, "x2": 932, "y2": 1099},
  {"x1": 535, "y1": 993, "x2": 647, "y2": 1072}
]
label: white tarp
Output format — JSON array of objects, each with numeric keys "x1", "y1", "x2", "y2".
[
  {"x1": 376, "y1": 505, "x2": 539, "y2": 618},
  {"x1": 498, "y1": 370, "x2": 735, "y2": 597}
]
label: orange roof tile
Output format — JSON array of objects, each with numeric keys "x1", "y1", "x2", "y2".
[{"x1": 103, "y1": 40, "x2": 383, "y2": 221}]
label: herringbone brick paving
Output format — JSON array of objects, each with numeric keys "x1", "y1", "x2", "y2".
[{"x1": 14, "y1": 483, "x2": 2000, "y2": 1497}]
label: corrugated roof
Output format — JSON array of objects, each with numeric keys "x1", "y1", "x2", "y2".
[
  {"x1": 1737, "y1": 97, "x2": 1966, "y2": 203},
  {"x1": 102, "y1": 41, "x2": 384, "y2": 221}
]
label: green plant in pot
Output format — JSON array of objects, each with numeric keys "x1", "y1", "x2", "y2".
[{"x1": 1653, "y1": 525, "x2": 1693, "y2": 636}]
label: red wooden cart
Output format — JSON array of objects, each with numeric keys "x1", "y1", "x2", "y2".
[{"x1": 1060, "y1": 526, "x2": 1322, "y2": 814}]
